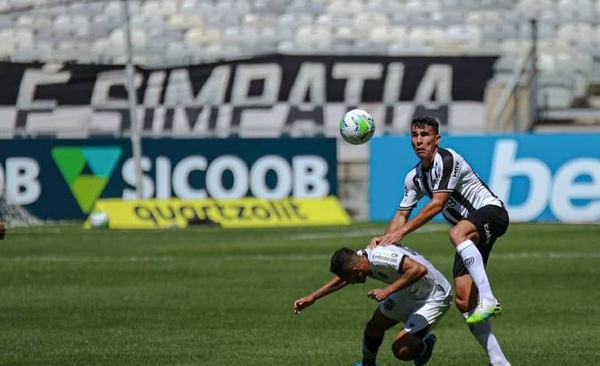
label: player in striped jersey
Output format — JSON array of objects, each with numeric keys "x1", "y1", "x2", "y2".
[
  {"x1": 293, "y1": 245, "x2": 452, "y2": 366},
  {"x1": 370, "y1": 117, "x2": 511, "y2": 366}
]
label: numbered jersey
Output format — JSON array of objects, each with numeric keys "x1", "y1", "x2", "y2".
[
  {"x1": 399, "y1": 147, "x2": 504, "y2": 225},
  {"x1": 358, "y1": 245, "x2": 451, "y2": 301}
]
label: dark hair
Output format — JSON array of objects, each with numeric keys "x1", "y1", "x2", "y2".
[
  {"x1": 411, "y1": 116, "x2": 440, "y2": 135},
  {"x1": 330, "y1": 247, "x2": 360, "y2": 277}
]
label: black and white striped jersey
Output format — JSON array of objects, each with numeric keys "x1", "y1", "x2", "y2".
[{"x1": 398, "y1": 147, "x2": 504, "y2": 225}]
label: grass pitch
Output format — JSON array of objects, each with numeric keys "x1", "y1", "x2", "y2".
[{"x1": 1, "y1": 222, "x2": 599, "y2": 366}]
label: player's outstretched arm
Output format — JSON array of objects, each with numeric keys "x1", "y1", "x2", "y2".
[
  {"x1": 372, "y1": 192, "x2": 450, "y2": 247},
  {"x1": 293, "y1": 276, "x2": 347, "y2": 314},
  {"x1": 396, "y1": 192, "x2": 448, "y2": 236},
  {"x1": 370, "y1": 209, "x2": 410, "y2": 247}
]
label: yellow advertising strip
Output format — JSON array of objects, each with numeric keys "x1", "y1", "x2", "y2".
[{"x1": 85, "y1": 197, "x2": 351, "y2": 229}]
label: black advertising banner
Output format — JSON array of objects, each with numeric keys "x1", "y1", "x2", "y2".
[
  {"x1": 0, "y1": 55, "x2": 497, "y2": 137},
  {"x1": 0, "y1": 137, "x2": 337, "y2": 220}
]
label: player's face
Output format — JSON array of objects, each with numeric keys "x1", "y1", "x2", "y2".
[{"x1": 411, "y1": 124, "x2": 440, "y2": 163}]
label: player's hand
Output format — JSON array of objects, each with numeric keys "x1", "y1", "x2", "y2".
[
  {"x1": 369, "y1": 232, "x2": 403, "y2": 248},
  {"x1": 369, "y1": 236, "x2": 385, "y2": 248},
  {"x1": 367, "y1": 288, "x2": 391, "y2": 302},
  {"x1": 293, "y1": 296, "x2": 315, "y2": 314}
]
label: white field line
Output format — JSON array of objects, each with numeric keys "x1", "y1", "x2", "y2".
[
  {"x1": 229, "y1": 252, "x2": 600, "y2": 261},
  {"x1": 287, "y1": 225, "x2": 446, "y2": 240},
  {"x1": 0, "y1": 252, "x2": 599, "y2": 263},
  {"x1": 0, "y1": 256, "x2": 180, "y2": 262}
]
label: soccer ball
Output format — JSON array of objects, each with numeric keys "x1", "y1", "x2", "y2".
[
  {"x1": 89, "y1": 211, "x2": 110, "y2": 229},
  {"x1": 339, "y1": 109, "x2": 376, "y2": 145}
]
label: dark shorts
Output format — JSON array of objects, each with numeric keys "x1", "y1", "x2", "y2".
[{"x1": 452, "y1": 204, "x2": 509, "y2": 277}]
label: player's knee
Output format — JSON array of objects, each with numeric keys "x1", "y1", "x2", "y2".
[
  {"x1": 448, "y1": 225, "x2": 464, "y2": 244},
  {"x1": 391, "y1": 341, "x2": 413, "y2": 361}
]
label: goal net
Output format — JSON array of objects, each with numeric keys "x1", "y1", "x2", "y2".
[{"x1": 0, "y1": 195, "x2": 43, "y2": 227}]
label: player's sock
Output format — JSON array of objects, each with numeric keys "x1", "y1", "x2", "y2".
[
  {"x1": 463, "y1": 312, "x2": 510, "y2": 366},
  {"x1": 362, "y1": 331, "x2": 384, "y2": 363},
  {"x1": 456, "y1": 240, "x2": 495, "y2": 304}
]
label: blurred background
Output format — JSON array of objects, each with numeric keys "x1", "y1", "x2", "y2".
[{"x1": 0, "y1": 0, "x2": 599, "y2": 226}]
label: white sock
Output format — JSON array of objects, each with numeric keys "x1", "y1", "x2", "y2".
[
  {"x1": 463, "y1": 312, "x2": 510, "y2": 366},
  {"x1": 456, "y1": 240, "x2": 495, "y2": 304}
]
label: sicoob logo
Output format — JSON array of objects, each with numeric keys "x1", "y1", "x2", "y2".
[{"x1": 52, "y1": 146, "x2": 122, "y2": 213}]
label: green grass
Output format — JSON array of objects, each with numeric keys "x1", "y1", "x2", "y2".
[{"x1": 1, "y1": 222, "x2": 599, "y2": 366}]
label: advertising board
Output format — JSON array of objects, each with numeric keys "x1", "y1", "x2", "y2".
[
  {"x1": 0, "y1": 56, "x2": 496, "y2": 138},
  {"x1": 0, "y1": 138, "x2": 337, "y2": 220},
  {"x1": 86, "y1": 197, "x2": 351, "y2": 229},
  {"x1": 370, "y1": 134, "x2": 600, "y2": 223}
]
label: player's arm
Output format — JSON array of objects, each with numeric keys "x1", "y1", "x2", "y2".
[
  {"x1": 372, "y1": 192, "x2": 448, "y2": 246},
  {"x1": 367, "y1": 256, "x2": 428, "y2": 302},
  {"x1": 384, "y1": 209, "x2": 411, "y2": 235},
  {"x1": 293, "y1": 276, "x2": 348, "y2": 314},
  {"x1": 391, "y1": 191, "x2": 450, "y2": 239},
  {"x1": 369, "y1": 209, "x2": 411, "y2": 248},
  {"x1": 370, "y1": 172, "x2": 422, "y2": 247}
]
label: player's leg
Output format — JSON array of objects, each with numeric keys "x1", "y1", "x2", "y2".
[
  {"x1": 390, "y1": 328, "x2": 429, "y2": 362},
  {"x1": 453, "y1": 272, "x2": 479, "y2": 314},
  {"x1": 455, "y1": 274, "x2": 511, "y2": 366},
  {"x1": 450, "y1": 205, "x2": 508, "y2": 323},
  {"x1": 356, "y1": 307, "x2": 399, "y2": 366},
  {"x1": 450, "y1": 219, "x2": 497, "y2": 306},
  {"x1": 390, "y1": 291, "x2": 452, "y2": 365}
]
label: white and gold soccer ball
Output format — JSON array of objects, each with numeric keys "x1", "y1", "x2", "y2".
[{"x1": 339, "y1": 109, "x2": 376, "y2": 145}]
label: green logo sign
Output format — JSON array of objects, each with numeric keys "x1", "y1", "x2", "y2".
[{"x1": 51, "y1": 146, "x2": 122, "y2": 213}]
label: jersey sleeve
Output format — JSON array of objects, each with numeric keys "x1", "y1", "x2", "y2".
[
  {"x1": 432, "y1": 149, "x2": 461, "y2": 192},
  {"x1": 398, "y1": 170, "x2": 423, "y2": 210}
]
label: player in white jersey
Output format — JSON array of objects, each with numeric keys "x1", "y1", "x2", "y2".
[
  {"x1": 293, "y1": 245, "x2": 452, "y2": 366},
  {"x1": 370, "y1": 116, "x2": 511, "y2": 366}
]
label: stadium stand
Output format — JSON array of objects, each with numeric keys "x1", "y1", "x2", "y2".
[{"x1": 0, "y1": 0, "x2": 599, "y2": 131}]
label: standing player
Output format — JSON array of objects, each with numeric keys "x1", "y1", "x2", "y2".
[
  {"x1": 293, "y1": 245, "x2": 452, "y2": 366},
  {"x1": 370, "y1": 116, "x2": 511, "y2": 366}
]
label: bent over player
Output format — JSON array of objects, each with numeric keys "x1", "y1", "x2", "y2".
[{"x1": 293, "y1": 244, "x2": 452, "y2": 366}]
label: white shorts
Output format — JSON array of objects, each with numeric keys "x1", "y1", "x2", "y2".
[{"x1": 378, "y1": 285, "x2": 453, "y2": 334}]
